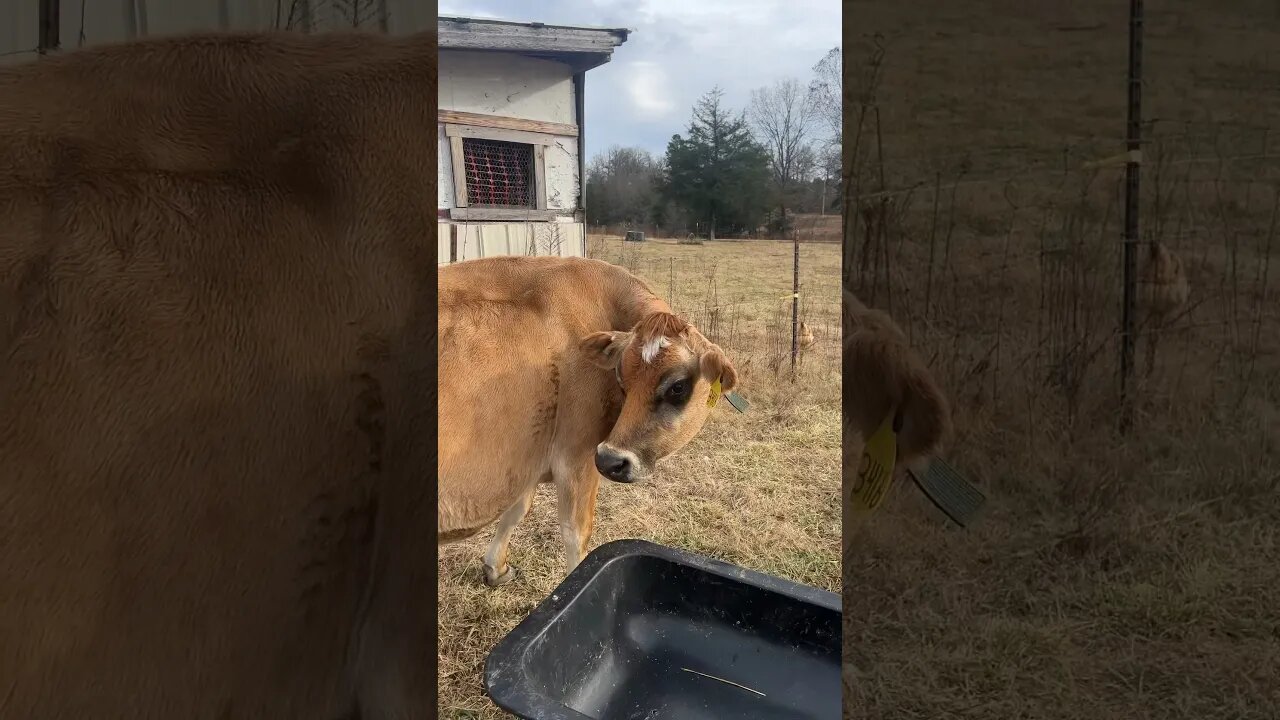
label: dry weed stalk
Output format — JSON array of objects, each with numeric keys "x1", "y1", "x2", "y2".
[{"x1": 1138, "y1": 240, "x2": 1191, "y2": 376}]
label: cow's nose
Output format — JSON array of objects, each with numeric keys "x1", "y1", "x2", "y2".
[{"x1": 594, "y1": 446, "x2": 633, "y2": 482}]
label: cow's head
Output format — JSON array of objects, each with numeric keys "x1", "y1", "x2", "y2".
[
  {"x1": 579, "y1": 311, "x2": 737, "y2": 483},
  {"x1": 841, "y1": 288, "x2": 951, "y2": 474}
]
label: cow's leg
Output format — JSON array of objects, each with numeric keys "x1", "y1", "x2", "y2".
[
  {"x1": 555, "y1": 462, "x2": 600, "y2": 573},
  {"x1": 482, "y1": 488, "x2": 534, "y2": 587}
]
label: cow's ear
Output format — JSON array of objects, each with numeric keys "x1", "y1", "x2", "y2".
[
  {"x1": 579, "y1": 331, "x2": 631, "y2": 369},
  {"x1": 842, "y1": 289, "x2": 951, "y2": 465},
  {"x1": 699, "y1": 343, "x2": 738, "y2": 392}
]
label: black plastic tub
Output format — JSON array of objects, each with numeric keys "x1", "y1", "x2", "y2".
[{"x1": 484, "y1": 538, "x2": 841, "y2": 720}]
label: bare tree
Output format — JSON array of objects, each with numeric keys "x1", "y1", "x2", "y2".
[
  {"x1": 750, "y1": 78, "x2": 816, "y2": 232},
  {"x1": 279, "y1": 1, "x2": 381, "y2": 30},
  {"x1": 808, "y1": 47, "x2": 843, "y2": 214},
  {"x1": 807, "y1": 47, "x2": 842, "y2": 141},
  {"x1": 272, "y1": 1, "x2": 313, "y2": 31},
  {"x1": 585, "y1": 146, "x2": 662, "y2": 228},
  {"x1": 331, "y1": 0, "x2": 380, "y2": 28}
]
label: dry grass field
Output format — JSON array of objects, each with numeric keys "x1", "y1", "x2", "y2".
[
  {"x1": 438, "y1": 235, "x2": 843, "y2": 718},
  {"x1": 791, "y1": 213, "x2": 843, "y2": 244},
  {"x1": 844, "y1": 1, "x2": 1280, "y2": 718}
]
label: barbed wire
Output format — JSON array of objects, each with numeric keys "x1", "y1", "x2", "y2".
[
  {"x1": 861, "y1": 134, "x2": 1278, "y2": 174},
  {"x1": 878, "y1": 314, "x2": 1278, "y2": 342},
  {"x1": 849, "y1": 150, "x2": 1280, "y2": 203}
]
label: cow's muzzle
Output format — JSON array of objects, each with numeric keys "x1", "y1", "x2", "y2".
[{"x1": 595, "y1": 444, "x2": 641, "y2": 483}]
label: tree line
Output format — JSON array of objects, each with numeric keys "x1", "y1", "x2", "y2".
[{"x1": 585, "y1": 47, "x2": 842, "y2": 239}]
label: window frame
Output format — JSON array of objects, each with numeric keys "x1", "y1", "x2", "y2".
[{"x1": 445, "y1": 123, "x2": 555, "y2": 221}]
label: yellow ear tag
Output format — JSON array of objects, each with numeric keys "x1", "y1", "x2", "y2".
[
  {"x1": 707, "y1": 377, "x2": 722, "y2": 408},
  {"x1": 850, "y1": 412, "x2": 898, "y2": 514}
]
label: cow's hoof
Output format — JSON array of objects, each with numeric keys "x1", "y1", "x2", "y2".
[{"x1": 483, "y1": 563, "x2": 519, "y2": 587}]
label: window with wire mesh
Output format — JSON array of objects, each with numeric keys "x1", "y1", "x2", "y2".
[{"x1": 462, "y1": 138, "x2": 537, "y2": 208}]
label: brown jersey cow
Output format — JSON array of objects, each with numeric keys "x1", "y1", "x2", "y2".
[
  {"x1": 437, "y1": 255, "x2": 739, "y2": 586},
  {"x1": 2, "y1": 31, "x2": 439, "y2": 718}
]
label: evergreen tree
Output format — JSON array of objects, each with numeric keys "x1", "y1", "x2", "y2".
[{"x1": 660, "y1": 88, "x2": 770, "y2": 238}]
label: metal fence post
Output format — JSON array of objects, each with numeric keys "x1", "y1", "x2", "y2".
[
  {"x1": 1120, "y1": 0, "x2": 1144, "y2": 432},
  {"x1": 791, "y1": 231, "x2": 800, "y2": 374}
]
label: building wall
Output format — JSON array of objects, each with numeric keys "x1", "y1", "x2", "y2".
[
  {"x1": 436, "y1": 221, "x2": 586, "y2": 266},
  {"x1": 436, "y1": 49, "x2": 581, "y2": 215},
  {"x1": 442, "y1": 222, "x2": 585, "y2": 265},
  {"x1": 436, "y1": 48, "x2": 586, "y2": 264},
  {"x1": 438, "y1": 50, "x2": 575, "y2": 124}
]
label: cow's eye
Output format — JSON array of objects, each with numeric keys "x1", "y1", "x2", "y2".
[{"x1": 664, "y1": 380, "x2": 690, "y2": 402}]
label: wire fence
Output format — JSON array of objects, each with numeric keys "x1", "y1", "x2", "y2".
[
  {"x1": 585, "y1": 233, "x2": 844, "y2": 377},
  {"x1": 843, "y1": 11, "x2": 1280, "y2": 426}
]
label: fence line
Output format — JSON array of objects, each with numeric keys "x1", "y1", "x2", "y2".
[
  {"x1": 863, "y1": 129, "x2": 1280, "y2": 169},
  {"x1": 851, "y1": 151, "x2": 1280, "y2": 203}
]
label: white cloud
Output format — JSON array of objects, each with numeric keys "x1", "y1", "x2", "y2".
[
  {"x1": 442, "y1": 0, "x2": 842, "y2": 155},
  {"x1": 438, "y1": 3, "x2": 501, "y2": 18},
  {"x1": 622, "y1": 61, "x2": 676, "y2": 120}
]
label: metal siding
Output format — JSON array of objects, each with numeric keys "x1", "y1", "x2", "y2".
[
  {"x1": 437, "y1": 221, "x2": 452, "y2": 265},
  {"x1": 446, "y1": 222, "x2": 585, "y2": 264}
]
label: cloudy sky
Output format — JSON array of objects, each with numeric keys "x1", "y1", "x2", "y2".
[{"x1": 438, "y1": 0, "x2": 841, "y2": 161}]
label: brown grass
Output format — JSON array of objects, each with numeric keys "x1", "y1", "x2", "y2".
[
  {"x1": 844, "y1": 1, "x2": 1280, "y2": 718},
  {"x1": 791, "y1": 213, "x2": 843, "y2": 243},
  {"x1": 437, "y1": 236, "x2": 843, "y2": 718}
]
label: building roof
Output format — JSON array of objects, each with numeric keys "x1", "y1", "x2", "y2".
[{"x1": 438, "y1": 15, "x2": 631, "y2": 73}]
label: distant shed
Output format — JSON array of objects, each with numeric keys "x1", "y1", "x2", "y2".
[{"x1": 437, "y1": 15, "x2": 629, "y2": 264}]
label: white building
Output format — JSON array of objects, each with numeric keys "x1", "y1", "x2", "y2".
[{"x1": 437, "y1": 16, "x2": 629, "y2": 264}]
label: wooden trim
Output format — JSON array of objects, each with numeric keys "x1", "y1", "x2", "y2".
[
  {"x1": 437, "y1": 19, "x2": 627, "y2": 56},
  {"x1": 446, "y1": 122, "x2": 557, "y2": 217},
  {"x1": 444, "y1": 123, "x2": 559, "y2": 147},
  {"x1": 450, "y1": 208, "x2": 562, "y2": 222},
  {"x1": 439, "y1": 109, "x2": 578, "y2": 138},
  {"x1": 449, "y1": 135, "x2": 468, "y2": 208},
  {"x1": 573, "y1": 71, "x2": 586, "y2": 215},
  {"x1": 534, "y1": 145, "x2": 547, "y2": 210}
]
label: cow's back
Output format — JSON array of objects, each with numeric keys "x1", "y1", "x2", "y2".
[{"x1": 0, "y1": 32, "x2": 437, "y2": 717}]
